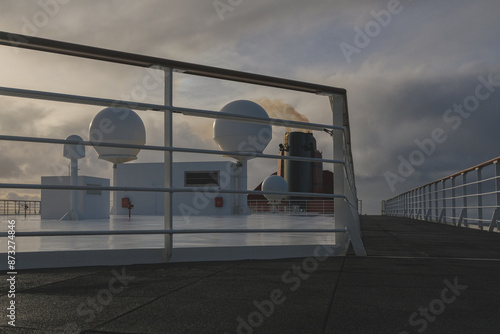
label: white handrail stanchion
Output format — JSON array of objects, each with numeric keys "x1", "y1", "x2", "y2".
[
  {"x1": 164, "y1": 67, "x2": 173, "y2": 262},
  {"x1": 331, "y1": 94, "x2": 366, "y2": 256},
  {"x1": 477, "y1": 167, "x2": 483, "y2": 230}
]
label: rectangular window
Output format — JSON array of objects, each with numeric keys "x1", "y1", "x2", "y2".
[{"x1": 184, "y1": 171, "x2": 220, "y2": 187}]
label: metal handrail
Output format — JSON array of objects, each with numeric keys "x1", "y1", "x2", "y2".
[
  {"x1": 0, "y1": 183, "x2": 346, "y2": 200},
  {"x1": 0, "y1": 86, "x2": 343, "y2": 132},
  {"x1": 0, "y1": 31, "x2": 366, "y2": 257},
  {"x1": 0, "y1": 228, "x2": 346, "y2": 238},
  {"x1": 383, "y1": 158, "x2": 500, "y2": 232},
  {"x1": 0, "y1": 200, "x2": 41, "y2": 215},
  {"x1": 0, "y1": 134, "x2": 345, "y2": 165},
  {"x1": 0, "y1": 31, "x2": 346, "y2": 95}
]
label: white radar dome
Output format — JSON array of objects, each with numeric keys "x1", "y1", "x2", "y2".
[
  {"x1": 213, "y1": 100, "x2": 272, "y2": 160},
  {"x1": 89, "y1": 107, "x2": 146, "y2": 164},
  {"x1": 63, "y1": 135, "x2": 85, "y2": 160},
  {"x1": 262, "y1": 175, "x2": 288, "y2": 203}
]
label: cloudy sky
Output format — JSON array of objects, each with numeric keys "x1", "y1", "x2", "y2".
[{"x1": 0, "y1": 0, "x2": 499, "y2": 214}]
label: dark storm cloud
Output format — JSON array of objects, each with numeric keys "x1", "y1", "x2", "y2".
[{"x1": 351, "y1": 64, "x2": 500, "y2": 209}]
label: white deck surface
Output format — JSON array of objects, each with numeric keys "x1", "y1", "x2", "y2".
[{"x1": 1, "y1": 214, "x2": 345, "y2": 269}]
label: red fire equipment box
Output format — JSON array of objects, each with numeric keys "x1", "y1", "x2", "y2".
[
  {"x1": 215, "y1": 197, "x2": 223, "y2": 208},
  {"x1": 122, "y1": 198, "x2": 130, "y2": 208}
]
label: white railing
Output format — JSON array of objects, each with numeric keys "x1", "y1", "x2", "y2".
[
  {"x1": 383, "y1": 157, "x2": 500, "y2": 232},
  {"x1": 0, "y1": 31, "x2": 366, "y2": 258},
  {"x1": 0, "y1": 200, "x2": 41, "y2": 216},
  {"x1": 248, "y1": 199, "x2": 334, "y2": 214}
]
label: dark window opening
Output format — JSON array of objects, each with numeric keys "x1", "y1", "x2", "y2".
[{"x1": 185, "y1": 171, "x2": 220, "y2": 187}]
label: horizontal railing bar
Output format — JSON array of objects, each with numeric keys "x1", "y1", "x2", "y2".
[
  {"x1": 173, "y1": 105, "x2": 344, "y2": 131},
  {"x1": 439, "y1": 194, "x2": 485, "y2": 201},
  {"x1": 0, "y1": 228, "x2": 346, "y2": 238},
  {"x1": 389, "y1": 203, "x2": 500, "y2": 210},
  {"x1": 439, "y1": 216, "x2": 493, "y2": 221},
  {"x1": 386, "y1": 161, "x2": 500, "y2": 202},
  {"x1": 0, "y1": 135, "x2": 344, "y2": 165},
  {"x1": 464, "y1": 190, "x2": 500, "y2": 197},
  {"x1": 0, "y1": 183, "x2": 346, "y2": 200},
  {"x1": 248, "y1": 199, "x2": 335, "y2": 202},
  {"x1": 434, "y1": 158, "x2": 500, "y2": 183},
  {"x1": 439, "y1": 184, "x2": 477, "y2": 192},
  {"x1": 0, "y1": 87, "x2": 342, "y2": 132},
  {"x1": 433, "y1": 206, "x2": 469, "y2": 210},
  {"x1": 0, "y1": 31, "x2": 346, "y2": 96},
  {"x1": 406, "y1": 191, "x2": 500, "y2": 202},
  {"x1": 450, "y1": 178, "x2": 495, "y2": 188},
  {"x1": 449, "y1": 218, "x2": 491, "y2": 223},
  {"x1": 473, "y1": 175, "x2": 500, "y2": 184},
  {"x1": 441, "y1": 206, "x2": 499, "y2": 210}
]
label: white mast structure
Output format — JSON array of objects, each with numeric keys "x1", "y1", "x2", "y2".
[{"x1": 61, "y1": 135, "x2": 85, "y2": 220}]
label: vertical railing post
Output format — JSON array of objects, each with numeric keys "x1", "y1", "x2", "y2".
[
  {"x1": 427, "y1": 185, "x2": 431, "y2": 219},
  {"x1": 451, "y1": 176, "x2": 457, "y2": 225},
  {"x1": 399, "y1": 195, "x2": 403, "y2": 216},
  {"x1": 427, "y1": 185, "x2": 431, "y2": 220},
  {"x1": 428, "y1": 184, "x2": 433, "y2": 221},
  {"x1": 422, "y1": 186, "x2": 426, "y2": 220},
  {"x1": 331, "y1": 94, "x2": 345, "y2": 231},
  {"x1": 462, "y1": 172, "x2": 468, "y2": 227},
  {"x1": 403, "y1": 193, "x2": 408, "y2": 218},
  {"x1": 408, "y1": 190, "x2": 414, "y2": 218},
  {"x1": 394, "y1": 196, "x2": 397, "y2": 216},
  {"x1": 405, "y1": 192, "x2": 408, "y2": 217},
  {"x1": 417, "y1": 188, "x2": 420, "y2": 219},
  {"x1": 407, "y1": 192, "x2": 410, "y2": 217},
  {"x1": 409, "y1": 191, "x2": 412, "y2": 218},
  {"x1": 492, "y1": 161, "x2": 500, "y2": 232},
  {"x1": 476, "y1": 167, "x2": 483, "y2": 230},
  {"x1": 442, "y1": 179, "x2": 447, "y2": 223},
  {"x1": 414, "y1": 189, "x2": 417, "y2": 219},
  {"x1": 164, "y1": 67, "x2": 173, "y2": 261},
  {"x1": 496, "y1": 161, "x2": 500, "y2": 208},
  {"x1": 330, "y1": 94, "x2": 366, "y2": 256},
  {"x1": 418, "y1": 188, "x2": 422, "y2": 219},
  {"x1": 434, "y1": 182, "x2": 439, "y2": 222}
]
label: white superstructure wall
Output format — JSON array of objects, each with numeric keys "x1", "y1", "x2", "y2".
[
  {"x1": 115, "y1": 161, "x2": 240, "y2": 216},
  {"x1": 41, "y1": 176, "x2": 110, "y2": 219}
]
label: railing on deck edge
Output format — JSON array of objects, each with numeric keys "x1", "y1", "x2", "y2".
[
  {"x1": 0, "y1": 31, "x2": 367, "y2": 257},
  {"x1": 383, "y1": 157, "x2": 500, "y2": 232},
  {"x1": 248, "y1": 199, "x2": 335, "y2": 214},
  {"x1": 0, "y1": 200, "x2": 41, "y2": 215}
]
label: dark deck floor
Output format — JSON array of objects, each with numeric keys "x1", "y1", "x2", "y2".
[{"x1": 1, "y1": 215, "x2": 500, "y2": 333}]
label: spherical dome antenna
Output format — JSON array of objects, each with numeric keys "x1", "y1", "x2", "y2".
[
  {"x1": 89, "y1": 107, "x2": 146, "y2": 164},
  {"x1": 213, "y1": 100, "x2": 272, "y2": 160},
  {"x1": 262, "y1": 175, "x2": 288, "y2": 203},
  {"x1": 63, "y1": 135, "x2": 85, "y2": 160}
]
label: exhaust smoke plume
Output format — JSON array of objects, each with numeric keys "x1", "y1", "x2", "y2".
[{"x1": 256, "y1": 98, "x2": 311, "y2": 133}]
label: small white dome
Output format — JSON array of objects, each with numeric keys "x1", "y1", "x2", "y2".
[
  {"x1": 213, "y1": 100, "x2": 272, "y2": 160},
  {"x1": 262, "y1": 175, "x2": 288, "y2": 203},
  {"x1": 89, "y1": 107, "x2": 146, "y2": 164},
  {"x1": 63, "y1": 135, "x2": 85, "y2": 160}
]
